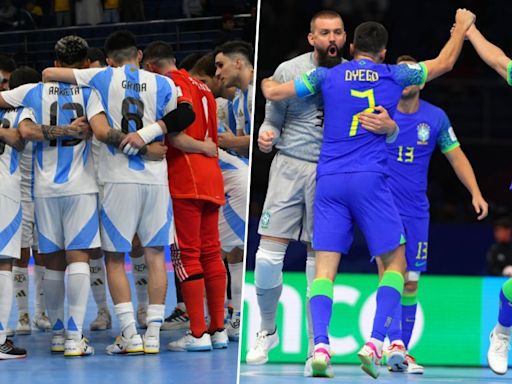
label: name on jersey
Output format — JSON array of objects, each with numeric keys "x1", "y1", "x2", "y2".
[
  {"x1": 345, "y1": 69, "x2": 379, "y2": 82},
  {"x1": 121, "y1": 80, "x2": 147, "y2": 92},
  {"x1": 48, "y1": 86, "x2": 80, "y2": 96}
]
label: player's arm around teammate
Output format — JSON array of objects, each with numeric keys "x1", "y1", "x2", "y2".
[{"x1": 0, "y1": 124, "x2": 24, "y2": 151}]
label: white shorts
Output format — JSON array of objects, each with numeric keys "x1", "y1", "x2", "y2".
[
  {"x1": 0, "y1": 195, "x2": 22, "y2": 259},
  {"x1": 21, "y1": 200, "x2": 38, "y2": 249},
  {"x1": 100, "y1": 183, "x2": 174, "y2": 253},
  {"x1": 218, "y1": 151, "x2": 248, "y2": 252},
  {"x1": 35, "y1": 193, "x2": 100, "y2": 254}
]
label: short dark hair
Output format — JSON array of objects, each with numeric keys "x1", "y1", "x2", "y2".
[
  {"x1": 215, "y1": 40, "x2": 254, "y2": 66},
  {"x1": 178, "y1": 52, "x2": 203, "y2": 71},
  {"x1": 54, "y1": 35, "x2": 89, "y2": 66},
  {"x1": 87, "y1": 47, "x2": 106, "y2": 66},
  {"x1": 190, "y1": 53, "x2": 216, "y2": 77},
  {"x1": 396, "y1": 55, "x2": 417, "y2": 64},
  {"x1": 9, "y1": 66, "x2": 41, "y2": 89},
  {"x1": 143, "y1": 41, "x2": 174, "y2": 64},
  {"x1": 0, "y1": 55, "x2": 16, "y2": 73},
  {"x1": 310, "y1": 10, "x2": 343, "y2": 32},
  {"x1": 353, "y1": 21, "x2": 388, "y2": 56},
  {"x1": 104, "y1": 31, "x2": 138, "y2": 61}
]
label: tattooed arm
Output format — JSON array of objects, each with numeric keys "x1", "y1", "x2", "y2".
[
  {"x1": 0, "y1": 127, "x2": 25, "y2": 152},
  {"x1": 18, "y1": 116, "x2": 91, "y2": 141}
]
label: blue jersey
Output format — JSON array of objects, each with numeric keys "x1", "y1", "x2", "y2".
[
  {"x1": 387, "y1": 100, "x2": 459, "y2": 217},
  {"x1": 2, "y1": 82, "x2": 103, "y2": 198},
  {"x1": 295, "y1": 59, "x2": 427, "y2": 176}
]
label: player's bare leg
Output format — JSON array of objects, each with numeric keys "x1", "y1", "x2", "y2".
[
  {"x1": 105, "y1": 251, "x2": 143, "y2": 355},
  {"x1": 130, "y1": 235, "x2": 148, "y2": 328},
  {"x1": 89, "y1": 247, "x2": 111, "y2": 330},
  {"x1": 226, "y1": 246, "x2": 243, "y2": 341}
]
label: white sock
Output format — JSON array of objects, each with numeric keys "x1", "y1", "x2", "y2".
[
  {"x1": 228, "y1": 262, "x2": 243, "y2": 315},
  {"x1": 114, "y1": 302, "x2": 137, "y2": 339},
  {"x1": 67, "y1": 262, "x2": 90, "y2": 341},
  {"x1": 0, "y1": 271, "x2": 13, "y2": 344},
  {"x1": 369, "y1": 337, "x2": 384, "y2": 354},
  {"x1": 12, "y1": 266, "x2": 29, "y2": 316},
  {"x1": 131, "y1": 255, "x2": 148, "y2": 311},
  {"x1": 306, "y1": 250, "x2": 315, "y2": 356},
  {"x1": 495, "y1": 323, "x2": 511, "y2": 336},
  {"x1": 89, "y1": 258, "x2": 108, "y2": 311},
  {"x1": 43, "y1": 269, "x2": 65, "y2": 334},
  {"x1": 33, "y1": 265, "x2": 46, "y2": 315},
  {"x1": 145, "y1": 304, "x2": 164, "y2": 338}
]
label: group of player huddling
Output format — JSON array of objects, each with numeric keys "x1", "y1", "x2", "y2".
[
  {"x1": 0, "y1": 29, "x2": 253, "y2": 359},
  {"x1": 247, "y1": 8, "x2": 511, "y2": 379}
]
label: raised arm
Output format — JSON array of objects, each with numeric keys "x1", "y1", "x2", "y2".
[
  {"x1": 261, "y1": 77, "x2": 298, "y2": 101},
  {"x1": 18, "y1": 116, "x2": 91, "y2": 141},
  {"x1": 444, "y1": 146, "x2": 488, "y2": 220},
  {"x1": 41, "y1": 67, "x2": 78, "y2": 84},
  {"x1": 422, "y1": 8, "x2": 476, "y2": 81},
  {"x1": 466, "y1": 25, "x2": 511, "y2": 82}
]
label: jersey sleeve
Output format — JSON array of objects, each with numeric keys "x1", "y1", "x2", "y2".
[
  {"x1": 171, "y1": 74, "x2": 193, "y2": 105},
  {"x1": 436, "y1": 110, "x2": 460, "y2": 153},
  {"x1": 1, "y1": 83, "x2": 39, "y2": 108},
  {"x1": 294, "y1": 67, "x2": 328, "y2": 98},
  {"x1": 163, "y1": 77, "x2": 178, "y2": 114},
  {"x1": 85, "y1": 89, "x2": 105, "y2": 119},
  {"x1": 17, "y1": 107, "x2": 35, "y2": 124},
  {"x1": 73, "y1": 68, "x2": 105, "y2": 88},
  {"x1": 391, "y1": 62, "x2": 428, "y2": 88},
  {"x1": 507, "y1": 61, "x2": 512, "y2": 86}
]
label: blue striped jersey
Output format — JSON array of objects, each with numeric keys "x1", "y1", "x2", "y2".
[
  {"x1": 2, "y1": 82, "x2": 102, "y2": 197},
  {"x1": 72, "y1": 64, "x2": 178, "y2": 185}
]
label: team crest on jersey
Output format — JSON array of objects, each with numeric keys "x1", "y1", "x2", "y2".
[
  {"x1": 417, "y1": 123, "x2": 430, "y2": 144},
  {"x1": 260, "y1": 210, "x2": 271, "y2": 229}
]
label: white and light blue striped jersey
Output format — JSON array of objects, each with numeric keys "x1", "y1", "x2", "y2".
[
  {"x1": 19, "y1": 141, "x2": 35, "y2": 202},
  {"x1": 234, "y1": 84, "x2": 253, "y2": 136},
  {"x1": 0, "y1": 107, "x2": 32, "y2": 202},
  {"x1": 2, "y1": 82, "x2": 103, "y2": 198},
  {"x1": 72, "y1": 64, "x2": 178, "y2": 185}
]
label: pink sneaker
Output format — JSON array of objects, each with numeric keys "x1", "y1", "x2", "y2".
[
  {"x1": 357, "y1": 342, "x2": 382, "y2": 379},
  {"x1": 311, "y1": 343, "x2": 334, "y2": 377}
]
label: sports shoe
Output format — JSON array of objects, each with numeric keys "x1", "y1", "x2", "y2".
[
  {"x1": 5, "y1": 328, "x2": 14, "y2": 337},
  {"x1": 33, "y1": 313, "x2": 51, "y2": 331},
  {"x1": 106, "y1": 334, "x2": 144, "y2": 355},
  {"x1": 386, "y1": 342, "x2": 406, "y2": 372},
  {"x1": 64, "y1": 336, "x2": 94, "y2": 357},
  {"x1": 137, "y1": 306, "x2": 147, "y2": 329},
  {"x1": 51, "y1": 333, "x2": 65, "y2": 352},
  {"x1": 161, "y1": 307, "x2": 190, "y2": 331},
  {"x1": 143, "y1": 334, "x2": 160, "y2": 354},
  {"x1": 245, "y1": 329, "x2": 279, "y2": 365},
  {"x1": 405, "y1": 354, "x2": 424, "y2": 374},
  {"x1": 168, "y1": 331, "x2": 213, "y2": 352},
  {"x1": 310, "y1": 343, "x2": 334, "y2": 378},
  {"x1": 488, "y1": 329, "x2": 510, "y2": 375},
  {"x1": 0, "y1": 339, "x2": 27, "y2": 359},
  {"x1": 357, "y1": 341, "x2": 382, "y2": 379},
  {"x1": 226, "y1": 313, "x2": 240, "y2": 341},
  {"x1": 90, "y1": 308, "x2": 112, "y2": 331},
  {"x1": 15, "y1": 313, "x2": 31, "y2": 335},
  {"x1": 210, "y1": 329, "x2": 228, "y2": 349},
  {"x1": 304, "y1": 355, "x2": 314, "y2": 377}
]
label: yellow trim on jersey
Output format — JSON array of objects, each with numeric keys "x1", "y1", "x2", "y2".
[
  {"x1": 507, "y1": 61, "x2": 512, "y2": 86},
  {"x1": 419, "y1": 62, "x2": 428, "y2": 84},
  {"x1": 441, "y1": 142, "x2": 460, "y2": 154}
]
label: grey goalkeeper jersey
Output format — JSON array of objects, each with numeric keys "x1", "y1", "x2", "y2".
[{"x1": 259, "y1": 52, "x2": 325, "y2": 163}]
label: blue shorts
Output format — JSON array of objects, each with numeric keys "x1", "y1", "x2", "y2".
[
  {"x1": 402, "y1": 215, "x2": 429, "y2": 272},
  {"x1": 313, "y1": 173, "x2": 405, "y2": 257}
]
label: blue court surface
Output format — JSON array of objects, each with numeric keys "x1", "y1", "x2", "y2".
[
  {"x1": 3, "y1": 270, "x2": 239, "y2": 384},
  {"x1": 240, "y1": 364, "x2": 510, "y2": 383}
]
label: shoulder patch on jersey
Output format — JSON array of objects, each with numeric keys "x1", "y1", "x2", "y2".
[
  {"x1": 406, "y1": 63, "x2": 422, "y2": 71},
  {"x1": 417, "y1": 123, "x2": 430, "y2": 144},
  {"x1": 260, "y1": 210, "x2": 271, "y2": 229},
  {"x1": 447, "y1": 127, "x2": 457, "y2": 142}
]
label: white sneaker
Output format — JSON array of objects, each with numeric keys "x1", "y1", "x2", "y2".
[
  {"x1": 64, "y1": 336, "x2": 94, "y2": 357},
  {"x1": 51, "y1": 333, "x2": 65, "y2": 353},
  {"x1": 143, "y1": 334, "x2": 160, "y2": 354},
  {"x1": 304, "y1": 355, "x2": 313, "y2": 377},
  {"x1": 488, "y1": 329, "x2": 510, "y2": 375},
  {"x1": 90, "y1": 308, "x2": 112, "y2": 331},
  {"x1": 5, "y1": 328, "x2": 14, "y2": 337},
  {"x1": 33, "y1": 313, "x2": 51, "y2": 331},
  {"x1": 15, "y1": 313, "x2": 31, "y2": 335},
  {"x1": 106, "y1": 334, "x2": 144, "y2": 355},
  {"x1": 226, "y1": 313, "x2": 240, "y2": 341},
  {"x1": 137, "y1": 307, "x2": 147, "y2": 329},
  {"x1": 386, "y1": 342, "x2": 407, "y2": 372},
  {"x1": 405, "y1": 354, "x2": 424, "y2": 374},
  {"x1": 245, "y1": 329, "x2": 279, "y2": 365},
  {"x1": 310, "y1": 343, "x2": 334, "y2": 378},
  {"x1": 211, "y1": 329, "x2": 228, "y2": 349},
  {"x1": 168, "y1": 332, "x2": 212, "y2": 352},
  {"x1": 357, "y1": 341, "x2": 382, "y2": 379}
]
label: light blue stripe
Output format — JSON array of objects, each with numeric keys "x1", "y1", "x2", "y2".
[
  {"x1": 91, "y1": 67, "x2": 114, "y2": 127},
  {"x1": 53, "y1": 318, "x2": 64, "y2": 331},
  {"x1": 67, "y1": 316, "x2": 78, "y2": 331},
  {"x1": 0, "y1": 204, "x2": 22, "y2": 252},
  {"x1": 21, "y1": 84, "x2": 43, "y2": 123},
  {"x1": 67, "y1": 207, "x2": 99, "y2": 250},
  {"x1": 223, "y1": 197, "x2": 245, "y2": 241},
  {"x1": 219, "y1": 159, "x2": 238, "y2": 171},
  {"x1": 100, "y1": 208, "x2": 131, "y2": 252},
  {"x1": 146, "y1": 198, "x2": 173, "y2": 247},
  {"x1": 0, "y1": 322, "x2": 3, "y2": 331},
  {"x1": 124, "y1": 65, "x2": 145, "y2": 171},
  {"x1": 37, "y1": 229, "x2": 62, "y2": 253},
  {"x1": 54, "y1": 82, "x2": 74, "y2": 184},
  {"x1": 155, "y1": 74, "x2": 172, "y2": 121}
]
